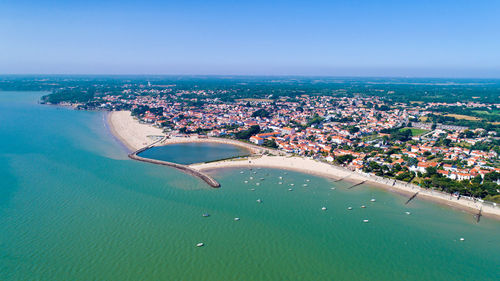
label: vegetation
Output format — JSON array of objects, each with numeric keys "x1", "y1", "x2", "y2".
[{"x1": 235, "y1": 125, "x2": 260, "y2": 140}]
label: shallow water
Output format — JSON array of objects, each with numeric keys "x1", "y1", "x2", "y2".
[
  {"x1": 1, "y1": 91, "x2": 499, "y2": 281},
  {"x1": 138, "y1": 142, "x2": 250, "y2": 164}
]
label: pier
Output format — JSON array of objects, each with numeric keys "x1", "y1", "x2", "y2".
[
  {"x1": 405, "y1": 192, "x2": 419, "y2": 205},
  {"x1": 475, "y1": 207, "x2": 482, "y2": 223},
  {"x1": 334, "y1": 175, "x2": 349, "y2": 182},
  {"x1": 128, "y1": 144, "x2": 221, "y2": 188},
  {"x1": 348, "y1": 180, "x2": 366, "y2": 189}
]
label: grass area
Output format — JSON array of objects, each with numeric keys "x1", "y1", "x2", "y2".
[
  {"x1": 444, "y1": 114, "x2": 482, "y2": 121},
  {"x1": 472, "y1": 110, "x2": 500, "y2": 116},
  {"x1": 399, "y1": 127, "x2": 429, "y2": 136},
  {"x1": 236, "y1": 98, "x2": 273, "y2": 102}
]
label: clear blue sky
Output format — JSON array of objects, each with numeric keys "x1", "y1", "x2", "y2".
[{"x1": 1, "y1": 0, "x2": 500, "y2": 77}]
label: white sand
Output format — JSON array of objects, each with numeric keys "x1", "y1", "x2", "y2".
[
  {"x1": 108, "y1": 111, "x2": 164, "y2": 151},
  {"x1": 107, "y1": 110, "x2": 500, "y2": 219},
  {"x1": 191, "y1": 155, "x2": 500, "y2": 219}
]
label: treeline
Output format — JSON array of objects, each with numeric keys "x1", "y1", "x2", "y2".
[{"x1": 41, "y1": 89, "x2": 95, "y2": 104}]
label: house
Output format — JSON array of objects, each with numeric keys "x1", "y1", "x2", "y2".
[{"x1": 250, "y1": 136, "x2": 264, "y2": 145}]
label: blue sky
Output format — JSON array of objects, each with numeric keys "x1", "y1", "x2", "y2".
[{"x1": 1, "y1": 0, "x2": 500, "y2": 77}]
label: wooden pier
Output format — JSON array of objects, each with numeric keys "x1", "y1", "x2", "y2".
[
  {"x1": 348, "y1": 180, "x2": 366, "y2": 189},
  {"x1": 405, "y1": 192, "x2": 419, "y2": 205},
  {"x1": 475, "y1": 207, "x2": 482, "y2": 223}
]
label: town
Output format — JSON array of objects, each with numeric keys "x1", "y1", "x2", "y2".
[{"x1": 61, "y1": 84, "x2": 500, "y2": 203}]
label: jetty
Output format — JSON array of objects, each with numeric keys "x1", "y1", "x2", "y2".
[
  {"x1": 128, "y1": 142, "x2": 220, "y2": 188},
  {"x1": 334, "y1": 175, "x2": 349, "y2": 182},
  {"x1": 348, "y1": 180, "x2": 366, "y2": 189},
  {"x1": 475, "y1": 207, "x2": 482, "y2": 223},
  {"x1": 405, "y1": 192, "x2": 419, "y2": 205}
]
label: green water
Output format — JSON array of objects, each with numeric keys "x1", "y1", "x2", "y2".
[
  {"x1": 1, "y1": 91, "x2": 499, "y2": 281},
  {"x1": 138, "y1": 143, "x2": 250, "y2": 164}
]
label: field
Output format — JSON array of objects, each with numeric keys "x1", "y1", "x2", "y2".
[
  {"x1": 444, "y1": 114, "x2": 482, "y2": 121},
  {"x1": 400, "y1": 127, "x2": 429, "y2": 136}
]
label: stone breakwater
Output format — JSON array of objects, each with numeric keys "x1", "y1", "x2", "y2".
[{"x1": 128, "y1": 146, "x2": 221, "y2": 188}]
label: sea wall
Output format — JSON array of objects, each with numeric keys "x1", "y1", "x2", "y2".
[{"x1": 128, "y1": 141, "x2": 221, "y2": 188}]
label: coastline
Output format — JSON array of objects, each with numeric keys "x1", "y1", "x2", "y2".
[
  {"x1": 192, "y1": 155, "x2": 500, "y2": 220},
  {"x1": 107, "y1": 110, "x2": 500, "y2": 220}
]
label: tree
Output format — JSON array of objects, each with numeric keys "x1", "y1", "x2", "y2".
[
  {"x1": 335, "y1": 154, "x2": 355, "y2": 165},
  {"x1": 425, "y1": 166, "x2": 437, "y2": 177},
  {"x1": 251, "y1": 109, "x2": 270, "y2": 118},
  {"x1": 263, "y1": 139, "x2": 278, "y2": 148},
  {"x1": 235, "y1": 125, "x2": 260, "y2": 140}
]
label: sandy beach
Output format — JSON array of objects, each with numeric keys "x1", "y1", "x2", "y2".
[
  {"x1": 192, "y1": 155, "x2": 500, "y2": 219},
  {"x1": 108, "y1": 111, "x2": 164, "y2": 151},
  {"x1": 108, "y1": 110, "x2": 500, "y2": 220}
]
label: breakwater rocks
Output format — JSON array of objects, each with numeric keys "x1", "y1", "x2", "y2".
[{"x1": 128, "y1": 146, "x2": 221, "y2": 188}]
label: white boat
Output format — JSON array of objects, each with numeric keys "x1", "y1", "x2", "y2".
[
  {"x1": 405, "y1": 211, "x2": 411, "y2": 215},
  {"x1": 460, "y1": 238, "x2": 465, "y2": 241},
  {"x1": 234, "y1": 217, "x2": 240, "y2": 221},
  {"x1": 244, "y1": 180, "x2": 248, "y2": 183},
  {"x1": 288, "y1": 188, "x2": 293, "y2": 191},
  {"x1": 202, "y1": 213, "x2": 210, "y2": 217},
  {"x1": 250, "y1": 188, "x2": 255, "y2": 191},
  {"x1": 278, "y1": 182, "x2": 283, "y2": 185},
  {"x1": 256, "y1": 199, "x2": 262, "y2": 203},
  {"x1": 256, "y1": 183, "x2": 260, "y2": 186},
  {"x1": 361, "y1": 205, "x2": 366, "y2": 208},
  {"x1": 306, "y1": 179, "x2": 310, "y2": 182},
  {"x1": 347, "y1": 207, "x2": 353, "y2": 210},
  {"x1": 321, "y1": 207, "x2": 327, "y2": 211},
  {"x1": 279, "y1": 176, "x2": 283, "y2": 179},
  {"x1": 240, "y1": 171, "x2": 244, "y2": 174},
  {"x1": 330, "y1": 187, "x2": 336, "y2": 190},
  {"x1": 370, "y1": 199, "x2": 376, "y2": 202},
  {"x1": 303, "y1": 184, "x2": 308, "y2": 187},
  {"x1": 196, "y1": 242, "x2": 204, "y2": 247},
  {"x1": 249, "y1": 177, "x2": 253, "y2": 180},
  {"x1": 363, "y1": 219, "x2": 369, "y2": 223},
  {"x1": 290, "y1": 183, "x2": 295, "y2": 186}
]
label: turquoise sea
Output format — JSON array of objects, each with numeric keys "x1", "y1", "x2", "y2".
[{"x1": 1, "y1": 91, "x2": 499, "y2": 281}]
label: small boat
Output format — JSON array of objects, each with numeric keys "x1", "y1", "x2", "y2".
[
  {"x1": 370, "y1": 199, "x2": 376, "y2": 202},
  {"x1": 460, "y1": 238, "x2": 465, "y2": 241},
  {"x1": 256, "y1": 199, "x2": 262, "y2": 203},
  {"x1": 363, "y1": 219, "x2": 369, "y2": 223},
  {"x1": 234, "y1": 217, "x2": 240, "y2": 221},
  {"x1": 321, "y1": 207, "x2": 327, "y2": 211},
  {"x1": 256, "y1": 183, "x2": 260, "y2": 186},
  {"x1": 278, "y1": 182, "x2": 283, "y2": 185},
  {"x1": 288, "y1": 188, "x2": 293, "y2": 191},
  {"x1": 290, "y1": 183, "x2": 295, "y2": 186},
  {"x1": 279, "y1": 176, "x2": 283, "y2": 180},
  {"x1": 330, "y1": 187, "x2": 336, "y2": 190},
  {"x1": 240, "y1": 171, "x2": 244, "y2": 174},
  {"x1": 250, "y1": 188, "x2": 255, "y2": 191},
  {"x1": 249, "y1": 177, "x2": 254, "y2": 180},
  {"x1": 253, "y1": 171, "x2": 257, "y2": 174},
  {"x1": 244, "y1": 180, "x2": 248, "y2": 183},
  {"x1": 306, "y1": 179, "x2": 310, "y2": 182},
  {"x1": 303, "y1": 184, "x2": 308, "y2": 187},
  {"x1": 347, "y1": 207, "x2": 353, "y2": 210},
  {"x1": 361, "y1": 205, "x2": 366, "y2": 208},
  {"x1": 260, "y1": 178, "x2": 265, "y2": 180},
  {"x1": 405, "y1": 211, "x2": 411, "y2": 215},
  {"x1": 196, "y1": 243, "x2": 204, "y2": 247},
  {"x1": 202, "y1": 213, "x2": 210, "y2": 217}
]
